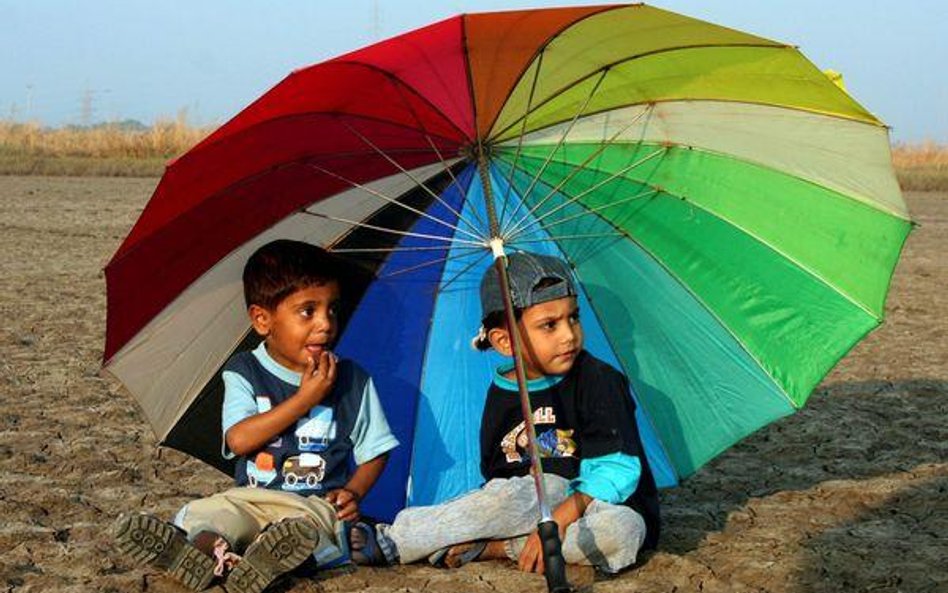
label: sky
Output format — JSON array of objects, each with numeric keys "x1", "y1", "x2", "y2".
[{"x1": 2, "y1": 0, "x2": 945, "y2": 143}]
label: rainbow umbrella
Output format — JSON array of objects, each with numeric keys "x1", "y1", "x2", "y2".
[{"x1": 103, "y1": 4, "x2": 911, "y2": 526}]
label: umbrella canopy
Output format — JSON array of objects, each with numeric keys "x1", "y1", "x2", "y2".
[{"x1": 103, "y1": 4, "x2": 911, "y2": 522}]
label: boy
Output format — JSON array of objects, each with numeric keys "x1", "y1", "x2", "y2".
[
  {"x1": 354, "y1": 251, "x2": 660, "y2": 575},
  {"x1": 114, "y1": 240, "x2": 399, "y2": 593}
]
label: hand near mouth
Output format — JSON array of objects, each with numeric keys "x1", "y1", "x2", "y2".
[
  {"x1": 309, "y1": 348, "x2": 338, "y2": 371},
  {"x1": 299, "y1": 349, "x2": 337, "y2": 406}
]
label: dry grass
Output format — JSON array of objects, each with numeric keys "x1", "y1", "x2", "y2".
[
  {"x1": 0, "y1": 112, "x2": 212, "y2": 177},
  {"x1": 891, "y1": 141, "x2": 948, "y2": 191},
  {"x1": 1, "y1": 118, "x2": 947, "y2": 191}
]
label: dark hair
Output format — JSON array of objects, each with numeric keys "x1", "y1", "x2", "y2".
[
  {"x1": 473, "y1": 310, "x2": 515, "y2": 351},
  {"x1": 243, "y1": 240, "x2": 347, "y2": 309}
]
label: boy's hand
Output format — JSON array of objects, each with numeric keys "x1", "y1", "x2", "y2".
[
  {"x1": 298, "y1": 351, "x2": 337, "y2": 406},
  {"x1": 518, "y1": 530, "x2": 545, "y2": 573},
  {"x1": 518, "y1": 492, "x2": 588, "y2": 573},
  {"x1": 326, "y1": 488, "x2": 360, "y2": 522}
]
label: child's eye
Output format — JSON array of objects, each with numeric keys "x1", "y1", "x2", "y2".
[
  {"x1": 328, "y1": 303, "x2": 340, "y2": 318},
  {"x1": 569, "y1": 311, "x2": 581, "y2": 324},
  {"x1": 300, "y1": 305, "x2": 315, "y2": 318}
]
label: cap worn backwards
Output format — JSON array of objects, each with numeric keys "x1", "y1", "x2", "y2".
[{"x1": 479, "y1": 251, "x2": 577, "y2": 320}]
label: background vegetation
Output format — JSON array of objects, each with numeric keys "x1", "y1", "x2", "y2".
[
  {"x1": 0, "y1": 113, "x2": 211, "y2": 177},
  {"x1": 891, "y1": 141, "x2": 948, "y2": 191}
]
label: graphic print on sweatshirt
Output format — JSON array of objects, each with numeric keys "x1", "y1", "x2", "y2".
[{"x1": 499, "y1": 406, "x2": 577, "y2": 464}]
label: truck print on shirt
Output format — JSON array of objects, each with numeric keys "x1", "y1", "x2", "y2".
[
  {"x1": 281, "y1": 453, "x2": 327, "y2": 491},
  {"x1": 295, "y1": 406, "x2": 336, "y2": 452}
]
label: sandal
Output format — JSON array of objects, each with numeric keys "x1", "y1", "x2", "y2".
[
  {"x1": 428, "y1": 540, "x2": 489, "y2": 568},
  {"x1": 349, "y1": 521, "x2": 389, "y2": 566},
  {"x1": 226, "y1": 518, "x2": 320, "y2": 593},
  {"x1": 112, "y1": 512, "x2": 216, "y2": 591}
]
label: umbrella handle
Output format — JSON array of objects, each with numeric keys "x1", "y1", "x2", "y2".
[{"x1": 538, "y1": 519, "x2": 573, "y2": 593}]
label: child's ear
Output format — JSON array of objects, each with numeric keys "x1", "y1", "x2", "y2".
[
  {"x1": 248, "y1": 304, "x2": 272, "y2": 337},
  {"x1": 488, "y1": 327, "x2": 513, "y2": 357}
]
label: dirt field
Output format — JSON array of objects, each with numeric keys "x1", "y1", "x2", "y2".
[{"x1": 0, "y1": 176, "x2": 945, "y2": 593}]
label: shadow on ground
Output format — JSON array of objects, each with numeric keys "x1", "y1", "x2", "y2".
[{"x1": 661, "y1": 379, "x2": 947, "y2": 552}]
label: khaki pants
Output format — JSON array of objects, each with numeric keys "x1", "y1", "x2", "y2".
[{"x1": 172, "y1": 487, "x2": 347, "y2": 567}]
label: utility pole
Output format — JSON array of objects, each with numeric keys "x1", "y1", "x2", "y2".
[{"x1": 26, "y1": 84, "x2": 34, "y2": 121}]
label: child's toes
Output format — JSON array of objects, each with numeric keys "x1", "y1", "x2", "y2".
[{"x1": 349, "y1": 525, "x2": 366, "y2": 551}]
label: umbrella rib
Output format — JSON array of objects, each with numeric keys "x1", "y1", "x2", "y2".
[
  {"x1": 511, "y1": 140, "x2": 883, "y2": 321},
  {"x1": 329, "y1": 245, "x2": 469, "y2": 254},
  {"x1": 498, "y1": 68, "x2": 610, "y2": 233},
  {"x1": 474, "y1": 5, "x2": 623, "y2": 140},
  {"x1": 509, "y1": 188, "x2": 659, "y2": 241},
  {"x1": 423, "y1": 134, "x2": 489, "y2": 233},
  {"x1": 500, "y1": 103, "x2": 654, "y2": 239},
  {"x1": 511, "y1": 231, "x2": 625, "y2": 245},
  {"x1": 379, "y1": 247, "x2": 487, "y2": 279},
  {"x1": 508, "y1": 150, "x2": 882, "y2": 403},
  {"x1": 487, "y1": 42, "x2": 789, "y2": 142},
  {"x1": 435, "y1": 249, "x2": 492, "y2": 293},
  {"x1": 184, "y1": 107, "x2": 465, "y2": 162},
  {"x1": 514, "y1": 190, "x2": 804, "y2": 413},
  {"x1": 306, "y1": 162, "x2": 485, "y2": 244},
  {"x1": 300, "y1": 210, "x2": 486, "y2": 247},
  {"x1": 497, "y1": 49, "x2": 546, "y2": 231},
  {"x1": 532, "y1": 194, "x2": 803, "y2": 412},
  {"x1": 384, "y1": 77, "x2": 490, "y2": 235},
  {"x1": 664, "y1": 177, "x2": 885, "y2": 322},
  {"x1": 335, "y1": 118, "x2": 488, "y2": 243},
  {"x1": 325, "y1": 59, "x2": 473, "y2": 141},
  {"x1": 535, "y1": 151, "x2": 664, "y2": 267},
  {"x1": 505, "y1": 146, "x2": 667, "y2": 242}
]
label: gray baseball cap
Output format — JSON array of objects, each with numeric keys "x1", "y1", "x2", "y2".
[{"x1": 479, "y1": 251, "x2": 577, "y2": 320}]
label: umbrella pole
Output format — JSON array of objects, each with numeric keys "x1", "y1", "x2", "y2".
[{"x1": 476, "y1": 148, "x2": 573, "y2": 593}]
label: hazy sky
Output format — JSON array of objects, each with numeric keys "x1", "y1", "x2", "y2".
[{"x1": 3, "y1": 1, "x2": 945, "y2": 142}]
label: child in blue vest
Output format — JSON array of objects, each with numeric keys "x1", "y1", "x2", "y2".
[
  {"x1": 353, "y1": 251, "x2": 660, "y2": 575},
  {"x1": 113, "y1": 240, "x2": 398, "y2": 593}
]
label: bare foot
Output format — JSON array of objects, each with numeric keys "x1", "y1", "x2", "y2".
[{"x1": 483, "y1": 540, "x2": 506, "y2": 561}]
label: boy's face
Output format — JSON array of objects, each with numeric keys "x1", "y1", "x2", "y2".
[
  {"x1": 249, "y1": 281, "x2": 341, "y2": 373},
  {"x1": 490, "y1": 296, "x2": 584, "y2": 379}
]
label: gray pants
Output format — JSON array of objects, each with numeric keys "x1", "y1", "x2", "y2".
[{"x1": 381, "y1": 475, "x2": 646, "y2": 573}]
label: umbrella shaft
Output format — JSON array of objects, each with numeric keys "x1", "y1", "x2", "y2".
[
  {"x1": 495, "y1": 256, "x2": 554, "y2": 520},
  {"x1": 477, "y1": 147, "x2": 554, "y2": 521},
  {"x1": 476, "y1": 145, "x2": 501, "y2": 238}
]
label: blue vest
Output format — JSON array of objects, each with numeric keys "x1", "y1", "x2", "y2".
[{"x1": 224, "y1": 352, "x2": 367, "y2": 497}]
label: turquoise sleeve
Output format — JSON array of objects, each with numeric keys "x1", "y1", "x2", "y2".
[
  {"x1": 350, "y1": 377, "x2": 400, "y2": 465},
  {"x1": 567, "y1": 451, "x2": 641, "y2": 504},
  {"x1": 220, "y1": 370, "x2": 257, "y2": 459}
]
